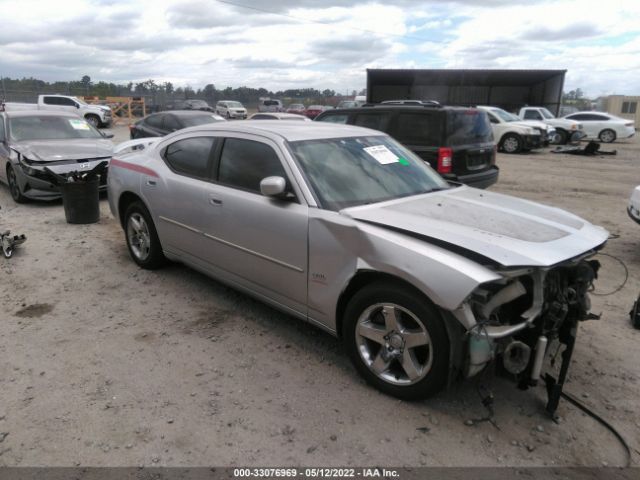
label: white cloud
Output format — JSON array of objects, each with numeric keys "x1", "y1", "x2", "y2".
[{"x1": 1, "y1": 0, "x2": 639, "y2": 96}]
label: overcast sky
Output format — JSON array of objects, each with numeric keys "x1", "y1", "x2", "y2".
[{"x1": 2, "y1": 0, "x2": 639, "y2": 96}]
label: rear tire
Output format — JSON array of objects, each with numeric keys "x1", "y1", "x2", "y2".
[
  {"x1": 599, "y1": 129, "x2": 616, "y2": 143},
  {"x1": 124, "y1": 201, "x2": 166, "y2": 269},
  {"x1": 342, "y1": 281, "x2": 450, "y2": 400},
  {"x1": 500, "y1": 133, "x2": 523, "y2": 153},
  {"x1": 7, "y1": 165, "x2": 28, "y2": 204}
]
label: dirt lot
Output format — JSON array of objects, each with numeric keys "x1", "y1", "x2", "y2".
[{"x1": 0, "y1": 127, "x2": 639, "y2": 467}]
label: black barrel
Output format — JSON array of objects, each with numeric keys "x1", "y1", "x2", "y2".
[{"x1": 59, "y1": 177, "x2": 100, "y2": 224}]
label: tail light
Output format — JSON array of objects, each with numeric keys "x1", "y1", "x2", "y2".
[{"x1": 437, "y1": 147, "x2": 452, "y2": 174}]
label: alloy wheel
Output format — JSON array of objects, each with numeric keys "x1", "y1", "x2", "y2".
[
  {"x1": 127, "y1": 213, "x2": 151, "y2": 261},
  {"x1": 355, "y1": 303, "x2": 433, "y2": 385}
]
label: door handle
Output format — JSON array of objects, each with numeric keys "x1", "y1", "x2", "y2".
[
  {"x1": 146, "y1": 179, "x2": 156, "y2": 186},
  {"x1": 209, "y1": 197, "x2": 223, "y2": 206}
]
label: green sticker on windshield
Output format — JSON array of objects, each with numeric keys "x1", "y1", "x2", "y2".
[{"x1": 398, "y1": 157, "x2": 410, "y2": 166}]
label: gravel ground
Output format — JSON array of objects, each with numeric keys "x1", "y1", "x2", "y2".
[{"x1": 0, "y1": 127, "x2": 638, "y2": 467}]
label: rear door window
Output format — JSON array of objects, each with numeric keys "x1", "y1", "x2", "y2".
[
  {"x1": 163, "y1": 137, "x2": 216, "y2": 179},
  {"x1": 164, "y1": 115, "x2": 182, "y2": 132},
  {"x1": 446, "y1": 110, "x2": 493, "y2": 146},
  {"x1": 353, "y1": 112, "x2": 391, "y2": 132},
  {"x1": 394, "y1": 113, "x2": 441, "y2": 145},
  {"x1": 217, "y1": 138, "x2": 287, "y2": 194}
]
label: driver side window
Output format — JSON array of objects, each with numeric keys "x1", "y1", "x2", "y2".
[
  {"x1": 0, "y1": 117, "x2": 5, "y2": 142},
  {"x1": 217, "y1": 138, "x2": 289, "y2": 195}
]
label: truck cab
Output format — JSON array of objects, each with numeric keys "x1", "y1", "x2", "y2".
[{"x1": 518, "y1": 106, "x2": 584, "y2": 144}]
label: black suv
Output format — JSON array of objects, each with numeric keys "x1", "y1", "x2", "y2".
[{"x1": 315, "y1": 103, "x2": 498, "y2": 188}]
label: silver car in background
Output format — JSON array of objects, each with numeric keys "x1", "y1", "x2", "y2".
[
  {"x1": 108, "y1": 121, "x2": 608, "y2": 400},
  {"x1": 0, "y1": 110, "x2": 114, "y2": 202}
]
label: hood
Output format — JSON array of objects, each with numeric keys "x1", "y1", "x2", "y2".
[
  {"x1": 342, "y1": 186, "x2": 608, "y2": 268},
  {"x1": 12, "y1": 139, "x2": 113, "y2": 162},
  {"x1": 546, "y1": 118, "x2": 580, "y2": 129}
]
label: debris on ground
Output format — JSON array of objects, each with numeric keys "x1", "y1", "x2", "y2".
[{"x1": 551, "y1": 141, "x2": 616, "y2": 156}]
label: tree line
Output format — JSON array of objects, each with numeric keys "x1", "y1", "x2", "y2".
[{"x1": 0, "y1": 75, "x2": 366, "y2": 107}]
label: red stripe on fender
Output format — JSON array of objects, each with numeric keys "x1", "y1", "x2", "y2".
[{"x1": 110, "y1": 158, "x2": 159, "y2": 178}]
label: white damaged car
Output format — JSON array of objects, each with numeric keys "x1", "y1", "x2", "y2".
[{"x1": 108, "y1": 121, "x2": 608, "y2": 404}]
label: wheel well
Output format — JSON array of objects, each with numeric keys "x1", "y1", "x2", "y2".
[
  {"x1": 335, "y1": 270, "x2": 429, "y2": 339},
  {"x1": 118, "y1": 191, "x2": 143, "y2": 228}
]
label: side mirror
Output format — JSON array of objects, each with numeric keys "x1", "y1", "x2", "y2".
[
  {"x1": 260, "y1": 176, "x2": 287, "y2": 198},
  {"x1": 75, "y1": 104, "x2": 80, "y2": 109},
  {"x1": 101, "y1": 131, "x2": 115, "y2": 139}
]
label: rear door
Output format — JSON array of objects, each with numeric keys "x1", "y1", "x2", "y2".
[
  {"x1": 139, "y1": 114, "x2": 166, "y2": 137},
  {"x1": 352, "y1": 111, "x2": 392, "y2": 133}
]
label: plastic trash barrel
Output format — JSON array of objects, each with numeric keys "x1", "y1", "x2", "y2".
[{"x1": 60, "y1": 177, "x2": 100, "y2": 224}]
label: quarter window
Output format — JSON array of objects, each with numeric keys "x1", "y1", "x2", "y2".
[
  {"x1": 163, "y1": 137, "x2": 215, "y2": 178},
  {"x1": 145, "y1": 114, "x2": 164, "y2": 128},
  {"x1": 395, "y1": 113, "x2": 441, "y2": 145},
  {"x1": 218, "y1": 138, "x2": 287, "y2": 193}
]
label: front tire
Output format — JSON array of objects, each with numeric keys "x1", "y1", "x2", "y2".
[
  {"x1": 501, "y1": 133, "x2": 523, "y2": 153},
  {"x1": 599, "y1": 129, "x2": 616, "y2": 143},
  {"x1": 85, "y1": 115, "x2": 100, "y2": 128},
  {"x1": 342, "y1": 282, "x2": 450, "y2": 400},
  {"x1": 554, "y1": 129, "x2": 568, "y2": 145},
  {"x1": 124, "y1": 201, "x2": 166, "y2": 269},
  {"x1": 7, "y1": 165, "x2": 28, "y2": 204}
]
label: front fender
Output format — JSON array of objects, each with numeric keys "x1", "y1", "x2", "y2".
[{"x1": 307, "y1": 209, "x2": 500, "y2": 332}]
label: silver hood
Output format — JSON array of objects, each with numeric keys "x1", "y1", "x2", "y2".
[
  {"x1": 342, "y1": 186, "x2": 608, "y2": 267},
  {"x1": 12, "y1": 139, "x2": 113, "y2": 162}
]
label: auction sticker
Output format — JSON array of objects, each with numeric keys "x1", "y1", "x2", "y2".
[
  {"x1": 363, "y1": 145, "x2": 399, "y2": 164},
  {"x1": 69, "y1": 119, "x2": 90, "y2": 130}
]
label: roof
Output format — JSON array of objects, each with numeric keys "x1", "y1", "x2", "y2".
[
  {"x1": 180, "y1": 119, "x2": 383, "y2": 142},
  {"x1": 155, "y1": 110, "x2": 219, "y2": 117},
  {"x1": 250, "y1": 112, "x2": 310, "y2": 120},
  {"x1": 367, "y1": 69, "x2": 567, "y2": 87}
]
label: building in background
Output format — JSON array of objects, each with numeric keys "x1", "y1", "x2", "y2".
[
  {"x1": 366, "y1": 69, "x2": 566, "y2": 115},
  {"x1": 598, "y1": 95, "x2": 639, "y2": 129}
]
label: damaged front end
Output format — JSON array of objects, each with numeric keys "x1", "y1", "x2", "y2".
[{"x1": 453, "y1": 254, "x2": 601, "y2": 416}]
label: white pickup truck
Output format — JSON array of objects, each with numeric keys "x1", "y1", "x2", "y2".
[
  {"x1": 3, "y1": 94, "x2": 112, "y2": 128},
  {"x1": 518, "y1": 106, "x2": 584, "y2": 144}
]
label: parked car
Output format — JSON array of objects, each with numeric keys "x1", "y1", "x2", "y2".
[
  {"x1": 518, "y1": 107, "x2": 585, "y2": 144},
  {"x1": 249, "y1": 113, "x2": 311, "y2": 121},
  {"x1": 0, "y1": 110, "x2": 114, "y2": 202},
  {"x1": 305, "y1": 105, "x2": 324, "y2": 119},
  {"x1": 108, "y1": 121, "x2": 607, "y2": 400},
  {"x1": 215, "y1": 101, "x2": 248, "y2": 119},
  {"x1": 286, "y1": 104, "x2": 306, "y2": 115},
  {"x1": 3, "y1": 94, "x2": 112, "y2": 128},
  {"x1": 183, "y1": 99, "x2": 214, "y2": 112},
  {"x1": 477, "y1": 106, "x2": 551, "y2": 153},
  {"x1": 315, "y1": 103, "x2": 498, "y2": 188},
  {"x1": 628, "y1": 185, "x2": 640, "y2": 224},
  {"x1": 562, "y1": 111, "x2": 635, "y2": 143},
  {"x1": 258, "y1": 99, "x2": 284, "y2": 112},
  {"x1": 130, "y1": 111, "x2": 225, "y2": 139}
]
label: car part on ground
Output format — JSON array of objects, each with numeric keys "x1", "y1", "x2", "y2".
[
  {"x1": 315, "y1": 104, "x2": 499, "y2": 188},
  {"x1": 0, "y1": 205, "x2": 27, "y2": 258},
  {"x1": 551, "y1": 141, "x2": 617, "y2": 156},
  {"x1": 629, "y1": 295, "x2": 640, "y2": 329},
  {"x1": 108, "y1": 121, "x2": 608, "y2": 401}
]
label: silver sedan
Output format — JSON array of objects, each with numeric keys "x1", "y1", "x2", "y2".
[{"x1": 108, "y1": 121, "x2": 608, "y2": 400}]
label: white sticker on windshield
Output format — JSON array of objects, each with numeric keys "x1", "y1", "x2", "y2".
[
  {"x1": 364, "y1": 145, "x2": 399, "y2": 165},
  {"x1": 69, "y1": 119, "x2": 90, "y2": 130}
]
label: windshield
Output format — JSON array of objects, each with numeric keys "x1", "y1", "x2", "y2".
[
  {"x1": 74, "y1": 97, "x2": 87, "y2": 106},
  {"x1": 264, "y1": 100, "x2": 280, "y2": 106},
  {"x1": 180, "y1": 114, "x2": 222, "y2": 127},
  {"x1": 227, "y1": 101, "x2": 243, "y2": 108},
  {"x1": 446, "y1": 110, "x2": 493, "y2": 146},
  {"x1": 9, "y1": 116, "x2": 103, "y2": 141},
  {"x1": 540, "y1": 108, "x2": 555, "y2": 119},
  {"x1": 492, "y1": 108, "x2": 520, "y2": 122},
  {"x1": 288, "y1": 135, "x2": 449, "y2": 211}
]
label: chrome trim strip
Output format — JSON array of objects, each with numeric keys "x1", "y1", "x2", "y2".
[
  {"x1": 203, "y1": 232, "x2": 304, "y2": 273},
  {"x1": 159, "y1": 216, "x2": 202, "y2": 234}
]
